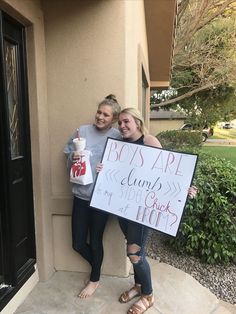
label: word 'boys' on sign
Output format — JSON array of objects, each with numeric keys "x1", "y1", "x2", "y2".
[{"x1": 90, "y1": 138, "x2": 198, "y2": 236}]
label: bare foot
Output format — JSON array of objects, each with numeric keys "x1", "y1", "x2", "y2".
[{"x1": 78, "y1": 281, "x2": 99, "y2": 298}]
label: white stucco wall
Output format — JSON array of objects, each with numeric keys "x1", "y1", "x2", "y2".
[
  {"x1": 42, "y1": 0, "x2": 126, "y2": 201},
  {"x1": 124, "y1": 0, "x2": 149, "y2": 111},
  {"x1": 42, "y1": 0, "x2": 130, "y2": 277}
]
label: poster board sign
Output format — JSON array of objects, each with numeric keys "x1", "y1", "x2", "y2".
[{"x1": 90, "y1": 138, "x2": 198, "y2": 236}]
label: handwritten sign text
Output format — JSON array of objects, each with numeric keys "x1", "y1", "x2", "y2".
[{"x1": 90, "y1": 138, "x2": 198, "y2": 236}]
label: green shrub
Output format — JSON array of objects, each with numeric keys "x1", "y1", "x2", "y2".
[
  {"x1": 157, "y1": 130, "x2": 202, "y2": 151},
  {"x1": 156, "y1": 130, "x2": 236, "y2": 264},
  {"x1": 169, "y1": 152, "x2": 236, "y2": 264}
]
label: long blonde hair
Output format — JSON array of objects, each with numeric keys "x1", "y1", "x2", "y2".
[{"x1": 119, "y1": 107, "x2": 148, "y2": 135}]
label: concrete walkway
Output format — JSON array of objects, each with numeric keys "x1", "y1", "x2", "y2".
[{"x1": 14, "y1": 258, "x2": 236, "y2": 314}]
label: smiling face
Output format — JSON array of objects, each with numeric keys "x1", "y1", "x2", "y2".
[
  {"x1": 94, "y1": 104, "x2": 114, "y2": 130},
  {"x1": 118, "y1": 112, "x2": 142, "y2": 141}
]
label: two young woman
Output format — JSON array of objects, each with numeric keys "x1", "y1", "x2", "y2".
[{"x1": 65, "y1": 101, "x2": 197, "y2": 313}]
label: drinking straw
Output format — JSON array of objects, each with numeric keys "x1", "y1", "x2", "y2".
[{"x1": 77, "y1": 128, "x2": 80, "y2": 140}]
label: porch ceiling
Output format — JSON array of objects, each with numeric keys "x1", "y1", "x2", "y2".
[{"x1": 144, "y1": 0, "x2": 177, "y2": 88}]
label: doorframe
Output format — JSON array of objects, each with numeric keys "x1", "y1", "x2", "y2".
[
  {"x1": 0, "y1": 0, "x2": 56, "y2": 295},
  {"x1": 0, "y1": 10, "x2": 36, "y2": 311}
]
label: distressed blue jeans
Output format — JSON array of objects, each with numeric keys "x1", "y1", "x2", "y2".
[{"x1": 118, "y1": 217, "x2": 152, "y2": 295}]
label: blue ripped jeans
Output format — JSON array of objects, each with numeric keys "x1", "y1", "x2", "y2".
[{"x1": 118, "y1": 217, "x2": 152, "y2": 295}]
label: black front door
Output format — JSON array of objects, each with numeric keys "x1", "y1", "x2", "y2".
[{"x1": 0, "y1": 11, "x2": 36, "y2": 310}]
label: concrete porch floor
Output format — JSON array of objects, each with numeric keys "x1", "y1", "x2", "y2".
[{"x1": 14, "y1": 258, "x2": 236, "y2": 314}]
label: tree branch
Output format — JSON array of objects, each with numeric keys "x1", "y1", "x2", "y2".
[
  {"x1": 174, "y1": 0, "x2": 236, "y2": 55},
  {"x1": 150, "y1": 82, "x2": 221, "y2": 109}
]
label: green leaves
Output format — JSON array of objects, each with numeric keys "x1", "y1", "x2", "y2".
[
  {"x1": 167, "y1": 150, "x2": 236, "y2": 264},
  {"x1": 157, "y1": 130, "x2": 203, "y2": 151},
  {"x1": 151, "y1": 1, "x2": 236, "y2": 125}
]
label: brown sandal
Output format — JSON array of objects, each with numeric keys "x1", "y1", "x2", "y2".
[
  {"x1": 127, "y1": 294, "x2": 154, "y2": 314},
  {"x1": 119, "y1": 284, "x2": 141, "y2": 303}
]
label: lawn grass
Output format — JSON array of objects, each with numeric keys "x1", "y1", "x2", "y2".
[
  {"x1": 202, "y1": 146, "x2": 236, "y2": 165},
  {"x1": 212, "y1": 127, "x2": 236, "y2": 139}
]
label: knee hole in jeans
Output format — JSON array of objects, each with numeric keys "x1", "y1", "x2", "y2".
[{"x1": 127, "y1": 244, "x2": 141, "y2": 264}]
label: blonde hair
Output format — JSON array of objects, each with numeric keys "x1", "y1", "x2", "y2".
[
  {"x1": 119, "y1": 107, "x2": 148, "y2": 135},
  {"x1": 98, "y1": 94, "x2": 121, "y2": 119}
]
